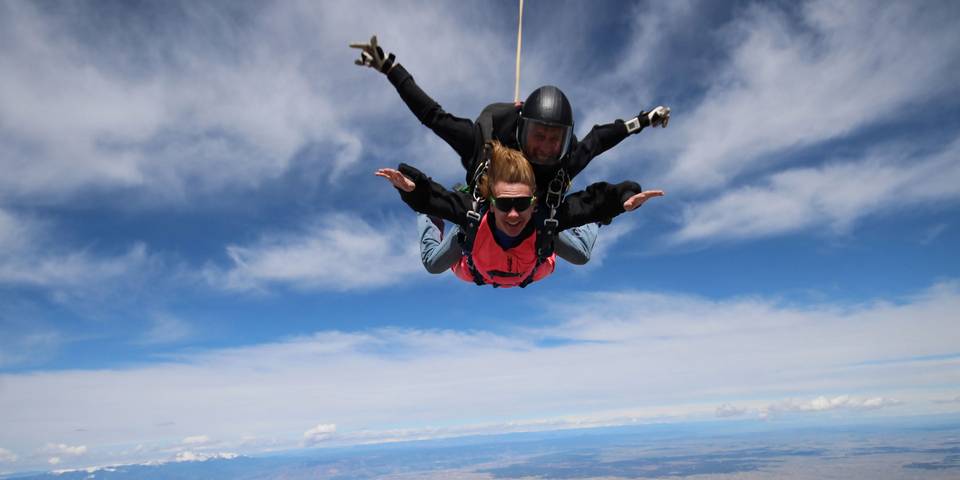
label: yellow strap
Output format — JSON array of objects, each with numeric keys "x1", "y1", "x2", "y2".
[{"x1": 514, "y1": 0, "x2": 524, "y2": 103}]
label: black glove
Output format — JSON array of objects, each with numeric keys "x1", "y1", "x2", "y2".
[{"x1": 349, "y1": 35, "x2": 396, "y2": 74}]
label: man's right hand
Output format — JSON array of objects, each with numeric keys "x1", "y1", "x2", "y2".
[{"x1": 349, "y1": 35, "x2": 396, "y2": 74}]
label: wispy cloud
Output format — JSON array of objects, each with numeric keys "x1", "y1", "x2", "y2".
[
  {"x1": 0, "y1": 1, "x2": 511, "y2": 205},
  {"x1": 660, "y1": 0, "x2": 960, "y2": 190},
  {"x1": 0, "y1": 330, "x2": 63, "y2": 369},
  {"x1": 137, "y1": 314, "x2": 194, "y2": 346},
  {"x1": 670, "y1": 136, "x2": 960, "y2": 243},
  {"x1": 716, "y1": 403, "x2": 748, "y2": 418},
  {"x1": 181, "y1": 435, "x2": 210, "y2": 446},
  {"x1": 919, "y1": 223, "x2": 950, "y2": 246},
  {"x1": 0, "y1": 2, "x2": 352, "y2": 204},
  {"x1": 210, "y1": 214, "x2": 422, "y2": 291},
  {"x1": 0, "y1": 208, "x2": 157, "y2": 290}
]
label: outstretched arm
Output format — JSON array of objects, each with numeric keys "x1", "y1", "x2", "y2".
[
  {"x1": 557, "y1": 181, "x2": 664, "y2": 229},
  {"x1": 352, "y1": 35, "x2": 479, "y2": 163},
  {"x1": 374, "y1": 164, "x2": 472, "y2": 225},
  {"x1": 374, "y1": 167, "x2": 415, "y2": 192},
  {"x1": 623, "y1": 189, "x2": 664, "y2": 211},
  {"x1": 564, "y1": 106, "x2": 671, "y2": 179}
]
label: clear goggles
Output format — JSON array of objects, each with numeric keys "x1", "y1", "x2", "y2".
[{"x1": 518, "y1": 118, "x2": 573, "y2": 164}]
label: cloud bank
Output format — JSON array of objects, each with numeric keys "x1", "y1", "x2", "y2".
[{"x1": 2, "y1": 281, "x2": 958, "y2": 470}]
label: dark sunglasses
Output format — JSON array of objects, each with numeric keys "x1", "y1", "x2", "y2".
[{"x1": 489, "y1": 195, "x2": 536, "y2": 213}]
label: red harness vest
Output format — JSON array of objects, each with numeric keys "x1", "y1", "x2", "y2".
[{"x1": 452, "y1": 212, "x2": 556, "y2": 287}]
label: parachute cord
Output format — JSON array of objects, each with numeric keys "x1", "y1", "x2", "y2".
[{"x1": 514, "y1": 0, "x2": 524, "y2": 103}]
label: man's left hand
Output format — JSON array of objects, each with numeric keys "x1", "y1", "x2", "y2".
[
  {"x1": 349, "y1": 35, "x2": 396, "y2": 74},
  {"x1": 646, "y1": 106, "x2": 670, "y2": 128}
]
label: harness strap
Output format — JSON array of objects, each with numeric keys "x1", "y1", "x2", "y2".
[
  {"x1": 518, "y1": 167, "x2": 569, "y2": 288},
  {"x1": 459, "y1": 148, "x2": 492, "y2": 287},
  {"x1": 458, "y1": 199, "x2": 488, "y2": 286}
]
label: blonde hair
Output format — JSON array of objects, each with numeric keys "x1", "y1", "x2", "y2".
[{"x1": 477, "y1": 141, "x2": 536, "y2": 199}]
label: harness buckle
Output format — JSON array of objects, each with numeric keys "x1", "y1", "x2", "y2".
[
  {"x1": 542, "y1": 217, "x2": 559, "y2": 236},
  {"x1": 545, "y1": 180, "x2": 564, "y2": 208}
]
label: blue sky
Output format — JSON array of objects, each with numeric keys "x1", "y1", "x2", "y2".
[{"x1": 1, "y1": 0, "x2": 959, "y2": 474}]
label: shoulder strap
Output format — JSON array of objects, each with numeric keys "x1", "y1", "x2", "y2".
[
  {"x1": 475, "y1": 102, "x2": 517, "y2": 146},
  {"x1": 457, "y1": 204, "x2": 488, "y2": 286}
]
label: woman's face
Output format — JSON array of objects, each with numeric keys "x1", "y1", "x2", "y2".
[{"x1": 490, "y1": 181, "x2": 535, "y2": 237}]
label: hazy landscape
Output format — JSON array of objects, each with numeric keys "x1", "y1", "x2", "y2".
[{"x1": 7, "y1": 417, "x2": 959, "y2": 479}]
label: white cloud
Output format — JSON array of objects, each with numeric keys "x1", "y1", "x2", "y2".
[
  {"x1": 181, "y1": 435, "x2": 210, "y2": 446},
  {"x1": 303, "y1": 424, "x2": 336, "y2": 445},
  {"x1": 173, "y1": 451, "x2": 237, "y2": 463},
  {"x1": 211, "y1": 213, "x2": 422, "y2": 291},
  {"x1": 47, "y1": 457, "x2": 60, "y2": 465},
  {"x1": 671, "y1": 136, "x2": 960, "y2": 243},
  {"x1": 0, "y1": 448, "x2": 17, "y2": 463},
  {"x1": 717, "y1": 395, "x2": 903, "y2": 420},
  {"x1": 2, "y1": 281, "x2": 958, "y2": 470},
  {"x1": 760, "y1": 395, "x2": 902, "y2": 419},
  {"x1": 43, "y1": 443, "x2": 87, "y2": 456},
  {"x1": 661, "y1": 0, "x2": 960, "y2": 190},
  {"x1": 50, "y1": 452, "x2": 240, "y2": 476}
]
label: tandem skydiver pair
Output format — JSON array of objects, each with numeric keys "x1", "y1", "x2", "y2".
[{"x1": 355, "y1": 35, "x2": 668, "y2": 288}]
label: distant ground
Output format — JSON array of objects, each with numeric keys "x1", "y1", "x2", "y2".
[{"x1": 5, "y1": 417, "x2": 960, "y2": 479}]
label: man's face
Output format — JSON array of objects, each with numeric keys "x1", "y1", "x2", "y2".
[
  {"x1": 522, "y1": 122, "x2": 564, "y2": 164},
  {"x1": 491, "y1": 181, "x2": 535, "y2": 237}
]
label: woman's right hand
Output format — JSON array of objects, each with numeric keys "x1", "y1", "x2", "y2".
[{"x1": 375, "y1": 168, "x2": 415, "y2": 192}]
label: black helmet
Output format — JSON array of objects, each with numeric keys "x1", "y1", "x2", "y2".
[{"x1": 518, "y1": 86, "x2": 574, "y2": 164}]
